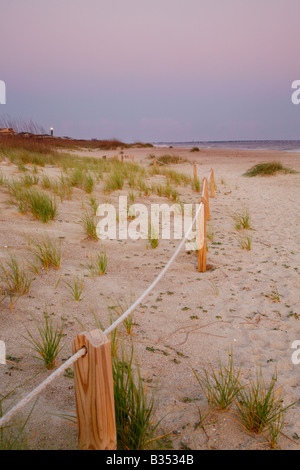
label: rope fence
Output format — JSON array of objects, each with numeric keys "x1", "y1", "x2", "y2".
[{"x1": 0, "y1": 160, "x2": 215, "y2": 450}]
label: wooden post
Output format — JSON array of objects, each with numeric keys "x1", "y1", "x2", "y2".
[
  {"x1": 210, "y1": 168, "x2": 215, "y2": 198},
  {"x1": 198, "y1": 197, "x2": 207, "y2": 272},
  {"x1": 193, "y1": 161, "x2": 197, "y2": 180},
  {"x1": 72, "y1": 329, "x2": 117, "y2": 450},
  {"x1": 154, "y1": 159, "x2": 157, "y2": 169},
  {"x1": 121, "y1": 155, "x2": 124, "y2": 163},
  {"x1": 203, "y1": 177, "x2": 210, "y2": 220}
]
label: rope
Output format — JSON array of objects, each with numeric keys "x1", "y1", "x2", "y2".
[
  {"x1": 0, "y1": 347, "x2": 86, "y2": 429},
  {"x1": 0, "y1": 162, "x2": 214, "y2": 429},
  {"x1": 155, "y1": 159, "x2": 168, "y2": 166},
  {"x1": 104, "y1": 199, "x2": 204, "y2": 335}
]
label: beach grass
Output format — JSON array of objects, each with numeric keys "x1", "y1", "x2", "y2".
[
  {"x1": 79, "y1": 211, "x2": 98, "y2": 240},
  {"x1": 28, "y1": 235, "x2": 61, "y2": 272},
  {"x1": 0, "y1": 255, "x2": 33, "y2": 308},
  {"x1": 113, "y1": 346, "x2": 160, "y2": 450},
  {"x1": 192, "y1": 351, "x2": 242, "y2": 410},
  {"x1": 235, "y1": 370, "x2": 293, "y2": 434},
  {"x1": 243, "y1": 161, "x2": 296, "y2": 177},
  {"x1": 23, "y1": 313, "x2": 64, "y2": 369}
]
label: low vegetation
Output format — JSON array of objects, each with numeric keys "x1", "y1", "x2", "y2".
[
  {"x1": 23, "y1": 313, "x2": 65, "y2": 369},
  {"x1": 243, "y1": 161, "x2": 296, "y2": 177}
]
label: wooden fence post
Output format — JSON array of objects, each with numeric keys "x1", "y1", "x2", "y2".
[
  {"x1": 193, "y1": 161, "x2": 197, "y2": 180},
  {"x1": 210, "y1": 168, "x2": 215, "y2": 198},
  {"x1": 203, "y1": 177, "x2": 210, "y2": 220},
  {"x1": 72, "y1": 329, "x2": 117, "y2": 450},
  {"x1": 198, "y1": 197, "x2": 207, "y2": 272},
  {"x1": 121, "y1": 155, "x2": 124, "y2": 163}
]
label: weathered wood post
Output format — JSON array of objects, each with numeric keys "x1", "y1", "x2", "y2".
[
  {"x1": 193, "y1": 161, "x2": 197, "y2": 180},
  {"x1": 121, "y1": 155, "x2": 124, "y2": 163},
  {"x1": 203, "y1": 177, "x2": 210, "y2": 220},
  {"x1": 210, "y1": 168, "x2": 215, "y2": 198},
  {"x1": 72, "y1": 329, "x2": 116, "y2": 450},
  {"x1": 198, "y1": 197, "x2": 207, "y2": 272}
]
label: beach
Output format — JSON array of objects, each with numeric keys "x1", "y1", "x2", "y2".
[{"x1": 0, "y1": 145, "x2": 299, "y2": 450}]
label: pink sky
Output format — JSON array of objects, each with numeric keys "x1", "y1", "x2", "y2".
[{"x1": 1, "y1": 0, "x2": 300, "y2": 141}]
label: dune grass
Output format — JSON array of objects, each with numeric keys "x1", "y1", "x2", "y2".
[
  {"x1": 64, "y1": 274, "x2": 85, "y2": 301},
  {"x1": 155, "y1": 155, "x2": 187, "y2": 165},
  {"x1": 233, "y1": 208, "x2": 251, "y2": 230},
  {"x1": 79, "y1": 212, "x2": 98, "y2": 240},
  {"x1": 113, "y1": 346, "x2": 160, "y2": 450},
  {"x1": 235, "y1": 371, "x2": 293, "y2": 436},
  {"x1": 192, "y1": 352, "x2": 242, "y2": 410},
  {"x1": 243, "y1": 161, "x2": 296, "y2": 177},
  {"x1": 0, "y1": 255, "x2": 33, "y2": 308},
  {"x1": 27, "y1": 236, "x2": 61, "y2": 272},
  {"x1": 23, "y1": 313, "x2": 64, "y2": 369},
  {"x1": 85, "y1": 251, "x2": 107, "y2": 276},
  {"x1": 8, "y1": 183, "x2": 57, "y2": 223}
]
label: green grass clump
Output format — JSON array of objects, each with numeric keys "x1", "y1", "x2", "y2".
[
  {"x1": 243, "y1": 161, "x2": 296, "y2": 177},
  {"x1": 0, "y1": 390, "x2": 33, "y2": 450},
  {"x1": 79, "y1": 212, "x2": 98, "y2": 240},
  {"x1": 239, "y1": 234, "x2": 252, "y2": 250},
  {"x1": 113, "y1": 347, "x2": 160, "y2": 450},
  {"x1": 0, "y1": 255, "x2": 33, "y2": 308},
  {"x1": 156, "y1": 155, "x2": 186, "y2": 165},
  {"x1": 104, "y1": 172, "x2": 124, "y2": 193},
  {"x1": 148, "y1": 224, "x2": 159, "y2": 249},
  {"x1": 236, "y1": 371, "x2": 293, "y2": 435},
  {"x1": 64, "y1": 274, "x2": 85, "y2": 301},
  {"x1": 82, "y1": 174, "x2": 94, "y2": 193},
  {"x1": 23, "y1": 313, "x2": 64, "y2": 369},
  {"x1": 17, "y1": 188, "x2": 57, "y2": 222},
  {"x1": 193, "y1": 352, "x2": 242, "y2": 410},
  {"x1": 233, "y1": 208, "x2": 251, "y2": 230},
  {"x1": 20, "y1": 173, "x2": 39, "y2": 187},
  {"x1": 28, "y1": 236, "x2": 61, "y2": 272},
  {"x1": 85, "y1": 251, "x2": 107, "y2": 276}
]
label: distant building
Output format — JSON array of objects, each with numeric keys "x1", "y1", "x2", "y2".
[{"x1": 0, "y1": 128, "x2": 17, "y2": 135}]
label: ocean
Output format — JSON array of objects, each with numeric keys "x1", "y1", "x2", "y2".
[{"x1": 153, "y1": 140, "x2": 300, "y2": 152}]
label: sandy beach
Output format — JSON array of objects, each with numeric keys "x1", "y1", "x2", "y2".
[{"x1": 0, "y1": 145, "x2": 299, "y2": 450}]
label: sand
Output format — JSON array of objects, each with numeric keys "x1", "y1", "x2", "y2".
[{"x1": 0, "y1": 146, "x2": 299, "y2": 450}]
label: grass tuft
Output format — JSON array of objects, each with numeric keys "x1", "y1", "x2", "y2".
[
  {"x1": 23, "y1": 313, "x2": 64, "y2": 369},
  {"x1": 236, "y1": 370, "x2": 293, "y2": 435},
  {"x1": 243, "y1": 161, "x2": 296, "y2": 177},
  {"x1": 193, "y1": 351, "x2": 242, "y2": 410},
  {"x1": 0, "y1": 255, "x2": 33, "y2": 308},
  {"x1": 28, "y1": 236, "x2": 61, "y2": 272}
]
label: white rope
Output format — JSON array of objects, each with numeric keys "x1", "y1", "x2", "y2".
[
  {"x1": 104, "y1": 200, "x2": 204, "y2": 335},
  {"x1": 0, "y1": 163, "x2": 214, "y2": 429},
  {"x1": 155, "y1": 159, "x2": 168, "y2": 166},
  {"x1": 0, "y1": 347, "x2": 86, "y2": 429}
]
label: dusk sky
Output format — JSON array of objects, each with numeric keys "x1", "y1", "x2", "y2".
[{"x1": 1, "y1": 0, "x2": 300, "y2": 142}]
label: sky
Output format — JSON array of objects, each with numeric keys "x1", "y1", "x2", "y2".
[{"x1": 1, "y1": 0, "x2": 300, "y2": 142}]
